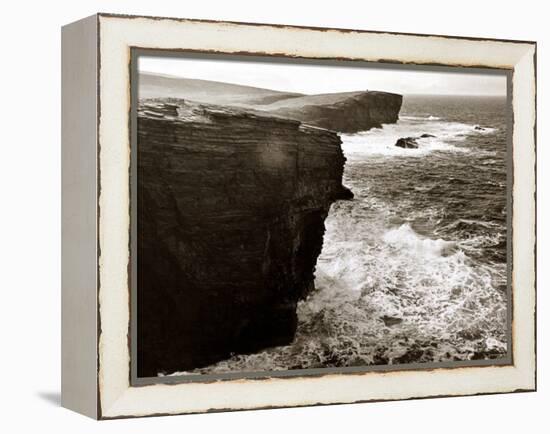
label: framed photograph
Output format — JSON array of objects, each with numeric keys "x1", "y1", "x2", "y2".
[{"x1": 61, "y1": 13, "x2": 536, "y2": 419}]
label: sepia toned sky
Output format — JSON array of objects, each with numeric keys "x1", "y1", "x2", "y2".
[{"x1": 139, "y1": 55, "x2": 507, "y2": 97}]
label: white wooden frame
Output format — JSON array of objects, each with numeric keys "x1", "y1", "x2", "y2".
[{"x1": 61, "y1": 13, "x2": 536, "y2": 419}]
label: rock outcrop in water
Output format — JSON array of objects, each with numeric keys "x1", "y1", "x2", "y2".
[
  {"x1": 394, "y1": 133, "x2": 436, "y2": 149},
  {"x1": 395, "y1": 137, "x2": 419, "y2": 149},
  {"x1": 137, "y1": 100, "x2": 353, "y2": 376},
  {"x1": 260, "y1": 91, "x2": 403, "y2": 133}
]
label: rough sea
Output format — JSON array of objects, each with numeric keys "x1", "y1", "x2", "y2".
[{"x1": 171, "y1": 95, "x2": 509, "y2": 375}]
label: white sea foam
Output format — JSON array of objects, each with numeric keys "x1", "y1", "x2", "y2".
[
  {"x1": 170, "y1": 111, "x2": 507, "y2": 375},
  {"x1": 383, "y1": 223, "x2": 457, "y2": 257},
  {"x1": 303, "y1": 202, "x2": 507, "y2": 366},
  {"x1": 340, "y1": 116, "x2": 493, "y2": 158},
  {"x1": 181, "y1": 203, "x2": 507, "y2": 374}
]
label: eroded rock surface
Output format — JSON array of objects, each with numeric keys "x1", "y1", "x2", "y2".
[
  {"x1": 139, "y1": 74, "x2": 403, "y2": 134},
  {"x1": 395, "y1": 137, "x2": 419, "y2": 149},
  {"x1": 137, "y1": 100, "x2": 352, "y2": 376},
  {"x1": 261, "y1": 90, "x2": 403, "y2": 133}
]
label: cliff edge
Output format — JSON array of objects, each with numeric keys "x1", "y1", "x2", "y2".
[
  {"x1": 260, "y1": 90, "x2": 403, "y2": 133},
  {"x1": 139, "y1": 74, "x2": 403, "y2": 133},
  {"x1": 137, "y1": 100, "x2": 352, "y2": 376}
]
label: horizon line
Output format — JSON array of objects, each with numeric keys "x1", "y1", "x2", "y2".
[{"x1": 139, "y1": 69, "x2": 507, "y2": 98}]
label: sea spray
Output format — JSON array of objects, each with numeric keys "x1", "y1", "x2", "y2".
[{"x1": 170, "y1": 95, "x2": 508, "y2": 375}]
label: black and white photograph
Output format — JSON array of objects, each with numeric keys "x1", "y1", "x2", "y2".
[
  {"x1": 135, "y1": 54, "x2": 510, "y2": 379},
  {"x1": 2, "y1": 0, "x2": 544, "y2": 429}
]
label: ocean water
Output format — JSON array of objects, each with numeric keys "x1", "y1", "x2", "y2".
[{"x1": 172, "y1": 95, "x2": 509, "y2": 375}]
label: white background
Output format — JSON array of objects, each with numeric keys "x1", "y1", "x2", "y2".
[{"x1": 0, "y1": 0, "x2": 546, "y2": 432}]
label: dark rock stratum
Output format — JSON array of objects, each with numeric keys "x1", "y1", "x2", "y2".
[
  {"x1": 137, "y1": 100, "x2": 353, "y2": 376},
  {"x1": 139, "y1": 74, "x2": 404, "y2": 134},
  {"x1": 394, "y1": 133, "x2": 436, "y2": 149},
  {"x1": 395, "y1": 137, "x2": 419, "y2": 149},
  {"x1": 260, "y1": 90, "x2": 403, "y2": 133}
]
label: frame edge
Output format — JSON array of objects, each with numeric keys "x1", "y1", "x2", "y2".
[
  {"x1": 61, "y1": 13, "x2": 100, "y2": 420},
  {"x1": 95, "y1": 13, "x2": 537, "y2": 418}
]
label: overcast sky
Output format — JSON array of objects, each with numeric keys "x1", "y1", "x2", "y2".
[{"x1": 139, "y1": 55, "x2": 507, "y2": 96}]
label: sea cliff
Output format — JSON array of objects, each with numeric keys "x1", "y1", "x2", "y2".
[
  {"x1": 137, "y1": 100, "x2": 352, "y2": 376},
  {"x1": 260, "y1": 90, "x2": 403, "y2": 133},
  {"x1": 139, "y1": 74, "x2": 403, "y2": 133}
]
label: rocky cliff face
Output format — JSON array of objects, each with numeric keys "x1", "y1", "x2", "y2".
[
  {"x1": 261, "y1": 90, "x2": 403, "y2": 133},
  {"x1": 137, "y1": 100, "x2": 352, "y2": 377},
  {"x1": 139, "y1": 74, "x2": 403, "y2": 134}
]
